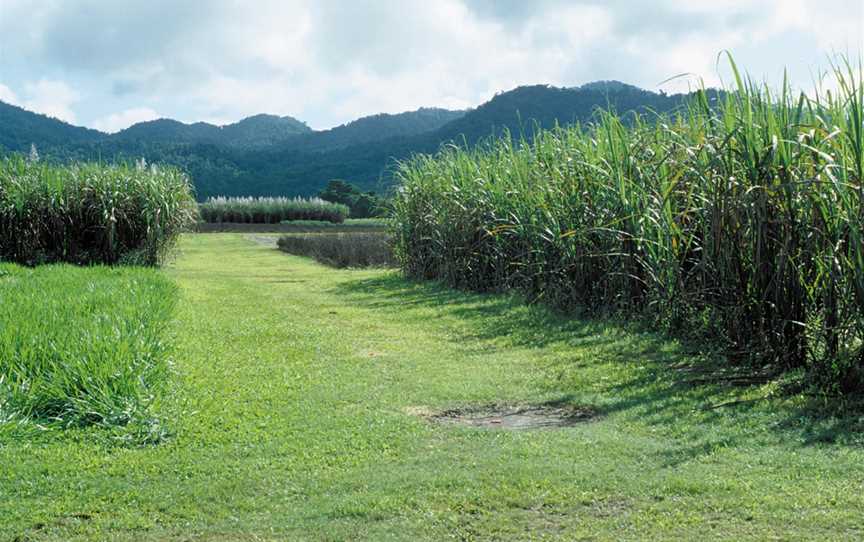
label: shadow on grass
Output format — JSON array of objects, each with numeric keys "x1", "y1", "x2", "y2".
[{"x1": 333, "y1": 273, "x2": 864, "y2": 452}]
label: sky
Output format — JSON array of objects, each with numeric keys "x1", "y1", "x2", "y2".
[{"x1": 0, "y1": 0, "x2": 861, "y2": 132}]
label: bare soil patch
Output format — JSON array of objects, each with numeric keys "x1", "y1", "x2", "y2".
[
  {"x1": 412, "y1": 403, "x2": 597, "y2": 430},
  {"x1": 245, "y1": 234, "x2": 280, "y2": 248}
]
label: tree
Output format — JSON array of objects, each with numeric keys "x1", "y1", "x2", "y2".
[
  {"x1": 318, "y1": 179, "x2": 356, "y2": 206},
  {"x1": 318, "y1": 179, "x2": 387, "y2": 218}
]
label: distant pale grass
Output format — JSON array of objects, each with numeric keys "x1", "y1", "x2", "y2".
[
  {"x1": 279, "y1": 218, "x2": 387, "y2": 228},
  {"x1": 0, "y1": 158, "x2": 197, "y2": 266},
  {"x1": 200, "y1": 196, "x2": 349, "y2": 224},
  {"x1": 392, "y1": 57, "x2": 864, "y2": 393},
  {"x1": 0, "y1": 263, "x2": 176, "y2": 442},
  {"x1": 277, "y1": 232, "x2": 396, "y2": 268}
]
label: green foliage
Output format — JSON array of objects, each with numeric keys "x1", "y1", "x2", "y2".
[
  {"x1": 199, "y1": 196, "x2": 349, "y2": 224},
  {"x1": 392, "y1": 59, "x2": 864, "y2": 393},
  {"x1": 0, "y1": 263, "x2": 176, "y2": 440},
  {"x1": 1, "y1": 82, "x2": 702, "y2": 199},
  {"x1": 430, "y1": 82, "x2": 710, "y2": 146},
  {"x1": 277, "y1": 232, "x2": 395, "y2": 268},
  {"x1": 318, "y1": 179, "x2": 389, "y2": 218},
  {"x1": 0, "y1": 157, "x2": 198, "y2": 266}
]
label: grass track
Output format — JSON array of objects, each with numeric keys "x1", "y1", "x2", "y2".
[{"x1": 1, "y1": 234, "x2": 862, "y2": 541}]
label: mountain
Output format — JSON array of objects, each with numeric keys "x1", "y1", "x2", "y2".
[
  {"x1": 113, "y1": 115, "x2": 311, "y2": 149},
  {"x1": 220, "y1": 114, "x2": 311, "y2": 148},
  {"x1": 0, "y1": 81, "x2": 716, "y2": 200},
  {"x1": 288, "y1": 107, "x2": 466, "y2": 152},
  {"x1": 430, "y1": 82, "x2": 683, "y2": 145},
  {"x1": 114, "y1": 119, "x2": 222, "y2": 145},
  {"x1": 213, "y1": 81, "x2": 709, "y2": 198},
  {"x1": 0, "y1": 104, "x2": 311, "y2": 153},
  {"x1": 0, "y1": 102, "x2": 464, "y2": 154},
  {"x1": 0, "y1": 101, "x2": 102, "y2": 152}
]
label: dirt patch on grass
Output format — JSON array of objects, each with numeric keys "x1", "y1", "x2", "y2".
[
  {"x1": 277, "y1": 232, "x2": 396, "y2": 268},
  {"x1": 245, "y1": 234, "x2": 280, "y2": 248},
  {"x1": 411, "y1": 403, "x2": 597, "y2": 430}
]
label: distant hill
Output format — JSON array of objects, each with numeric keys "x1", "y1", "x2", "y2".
[
  {"x1": 207, "y1": 82, "x2": 708, "y2": 199},
  {"x1": 220, "y1": 114, "x2": 311, "y2": 149},
  {"x1": 113, "y1": 114, "x2": 312, "y2": 149},
  {"x1": 0, "y1": 103, "x2": 311, "y2": 153},
  {"x1": 114, "y1": 119, "x2": 223, "y2": 145},
  {"x1": 290, "y1": 108, "x2": 467, "y2": 152},
  {"x1": 430, "y1": 82, "x2": 687, "y2": 145},
  {"x1": 0, "y1": 81, "x2": 717, "y2": 199},
  {"x1": 0, "y1": 101, "x2": 102, "y2": 152}
]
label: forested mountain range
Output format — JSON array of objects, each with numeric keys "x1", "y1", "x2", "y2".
[
  {"x1": 0, "y1": 100, "x2": 102, "y2": 150},
  {"x1": 0, "y1": 82, "x2": 715, "y2": 199},
  {"x1": 111, "y1": 114, "x2": 311, "y2": 149}
]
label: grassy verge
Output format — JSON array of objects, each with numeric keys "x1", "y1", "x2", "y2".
[
  {"x1": 277, "y1": 232, "x2": 395, "y2": 268},
  {"x1": 1, "y1": 234, "x2": 860, "y2": 540},
  {"x1": 0, "y1": 263, "x2": 176, "y2": 442}
]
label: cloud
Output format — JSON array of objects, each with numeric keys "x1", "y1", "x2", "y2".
[
  {"x1": 0, "y1": 83, "x2": 19, "y2": 105},
  {"x1": 92, "y1": 107, "x2": 160, "y2": 133},
  {"x1": 0, "y1": 0, "x2": 859, "y2": 130},
  {"x1": 0, "y1": 79, "x2": 80, "y2": 123},
  {"x1": 21, "y1": 80, "x2": 80, "y2": 124}
]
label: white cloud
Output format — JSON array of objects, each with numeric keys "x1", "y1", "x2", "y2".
[
  {"x1": 92, "y1": 107, "x2": 161, "y2": 133},
  {"x1": 0, "y1": 83, "x2": 19, "y2": 105},
  {"x1": 21, "y1": 79, "x2": 80, "y2": 124},
  {"x1": 0, "y1": 0, "x2": 859, "y2": 129}
]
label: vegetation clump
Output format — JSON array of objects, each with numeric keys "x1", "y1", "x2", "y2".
[
  {"x1": 0, "y1": 263, "x2": 176, "y2": 440},
  {"x1": 277, "y1": 232, "x2": 395, "y2": 268},
  {"x1": 392, "y1": 60, "x2": 864, "y2": 393},
  {"x1": 0, "y1": 157, "x2": 197, "y2": 265},
  {"x1": 318, "y1": 179, "x2": 389, "y2": 218},
  {"x1": 199, "y1": 195, "x2": 349, "y2": 224}
]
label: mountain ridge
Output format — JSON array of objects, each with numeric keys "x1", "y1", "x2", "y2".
[
  {"x1": 0, "y1": 80, "x2": 717, "y2": 199},
  {"x1": 112, "y1": 114, "x2": 313, "y2": 149}
]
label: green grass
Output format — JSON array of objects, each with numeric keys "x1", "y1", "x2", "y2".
[
  {"x1": 0, "y1": 157, "x2": 197, "y2": 265},
  {"x1": 199, "y1": 196, "x2": 349, "y2": 224},
  {"x1": 1, "y1": 234, "x2": 861, "y2": 541},
  {"x1": 392, "y1": 58, "x2": 864, "y2": 392},
  {"x1": 0, "y1": 263, "x2": 177, "y2": 441}
]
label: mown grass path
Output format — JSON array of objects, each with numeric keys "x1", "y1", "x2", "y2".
[{"x1": 2, "y1": 234, "x2": 863, "y2": 541}]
